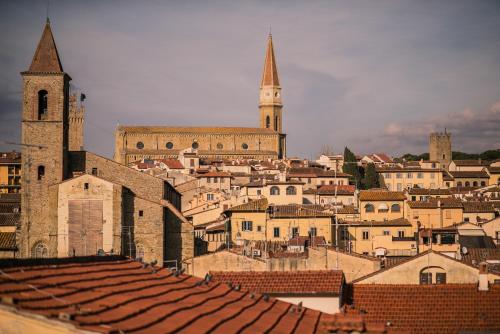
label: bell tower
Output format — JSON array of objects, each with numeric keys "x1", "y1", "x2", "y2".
[
  {"x1": 259, "y1": 33, "x2": 283, "y2": 133},
  {"x1": 19, "y1": 20, "x2": 71, "y2": 257}
]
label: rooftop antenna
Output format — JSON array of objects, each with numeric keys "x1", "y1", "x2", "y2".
[{"x1": 269, "y1": 25, "x2": 272, "y2": 36}]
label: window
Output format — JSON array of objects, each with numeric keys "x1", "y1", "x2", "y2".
[
  {"x1": 166, "y1": 142, "x2": 174, "y2": 149},
  {"x1": 207, "y1": 177, "x2": 211, "y2": 183},
  {"x1": 286, "y1": 186, "x2": 297, "y2": 195},
  {"x1": 464, "y1": 217, "x2": 470, "y2": 222},
  {"x1": 192, "y1": 142, "x2": 199, "y2": 149},
  {"x1": 441, "y1": 233, "x2": 455, "y2": 244},
  {"x1": 308, "y1": 178, "x2": 311, "y2": 184},
  {"x1": 365, "y1": 203, "x2": 375, "y2": 213},
  {"x1": 398, "y1": 230, "x2": 405, "y2": 238},
  {"x1": 384, "y1": 173, "x2": 391, "y2": 179},
  {"x1": 362, "y1": 230, "x2": 369, "y2": 240},
  {"x1": 457, "y1": 181, "x2": 462, "y2": 187},
  {"x1": 242, "y1": 143, "x2": 248, "y2": 150},
  {"x1": 91, "y1": 167, "x2": 98, "y2": 176},
  {"x1": 396, "y1": 173, "x2": 402, "y2": 179},
  {"x1": 274, "y1": 116, "x2": 278, "y2": 131},
  {"x1": 430, "y1": 173, "x2": 435, "y2": 179},
  {"x1": 190, "y1": 159, "x2": 194, "y2": 167},
  {"x1": 446, "y1": 182, "x2": 450, "y2": 187},
  {"x1": 216, "y1": 143, "x2": 223, "y2": 150},
  {"x1": 84, "y1": 183, "x2": 89, "y2": 190},
  {"x1": 407, "y1": 173, "x2": 413, "y2": 178},
  {"x1": 436, "y1": 273, "x2": 446, "y2": 284},
  {"x1": 139, "y1": 210, "x2": 144, "y2": 217},
  {"x1": 207, "y1": 193, "x2": 214, "y2": 201},
  {"x1": 417, "y1": 172, "x2": 423, "y2": 179},
  {"x1": 431, "y1": 163, "x2": 436, "y2": 168},
  {"x1": 38, "y1": 90, "x2": 48, "y2": 120},
  {"x1": 378, "y1": 203, "x2": 389, "y2": 213},
  {"x1": 37, "y1": 165, "x2": 45, "y2": 180},
  {"x1": 266, "y1": 116, "x2": 270, "y2": 128},
  {"x1": 273, "y1": 227, "x2": 280, "y2": 238},
  {"x1": 472, "y1": 181, "x2": 478, "y2": 187},
  {"x1": 213, "y1": 177, "x2": 218, "y2": 183},
  {"x1": 292, "y1": 227, "x2": 299, "y2": 237},
  {"x1": 136, "y1": 141, "x2": 144, "y2": 149},
  {"x1": 465, "y1": 181, "x2": 470, "y2": 187},
  {"x1": 445, "y1": 210, "x2": 451, "y2": 219},
  {"x1": 135, "y1": 243, "x2": 145, "y2": 260},
  {"x1": 480, "y1": 181, "x2": 486, "y2": 186},
  {"x1": 383, "y1": 230, "x2": 390, "y2": 236},
  {"x1": 270, "y1": 186, "x2": 280, "y2": 195},
  {"x1": 420, "y1": 272, "x2": 432, "y2": 285},
  {"x1": 257, "y1": 226, "x2": 262, "y2": 232},
  {"x1": 257, "y1": 190, "x2": 262, "y2": 195},
  {"x1": 309, "y1": 227, "x2": 317, "y2": 237},
  {"x1": 242, "y1": 221, "x2": 253, "y2": 231},
  {"x1": 397, "y1": 183, "x2": 402, "y2": 191},
  {"x1": 32, "y1": 242, "x2": 48, "y2": 258},
  {"x1": 391, "y1": 204, "x2": 401, "y2": 212}
]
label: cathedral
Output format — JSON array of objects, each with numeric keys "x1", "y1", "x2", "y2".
[{"x1": 114, "y1": 34, "x2": 287, "y2": 164}]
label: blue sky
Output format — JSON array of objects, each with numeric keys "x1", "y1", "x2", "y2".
[{"x1": 1, "y1": 0, "x2": 499, "y2": 159}]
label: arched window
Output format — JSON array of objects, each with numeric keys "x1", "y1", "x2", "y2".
[
  {"x1": 472, "y1": 181, "x2": 478, "y2": 187},
  {"x1": 365, "y1": 203, "x2": 375, "y2": 213},
  {"x1": 286, "y1": 186, "x2": 297, "y2": 195},
  {"x1": 391, "y1": 204, "x2": 401, "y2": 212},
  {"x1": 32, "y1": 242, "x2": 48, "y2": 258},
  {"x1": 457, "y1": 181, "x2": 463, "y2": 187},
  {"x1": 378, "y1": 203, "x2": 389, "y2": 213},
  {"x1": 38, "y1": 90, "x2": 48, "y2": 120},
  {"x1": 480, "y1": 181, "x2": 486, "y2": 187},
  {"x1": 270, "y1": 186, "x2": 280, "y2": 195},
  {"x1": 136, "y1": 141, "x2": 144, "y2": 149},
  {"x1": 274, "y1": 116, "x2": 279, "y2": 131},
  {"x1": 266, "y1": 116, "x2": 270, "y2": 128},
  {"x1": 420, "y1": 266, "x2": 446, "y2": 285},
  {"x1": 465, "y1": 181, "x2": 470, "y2": 187}
]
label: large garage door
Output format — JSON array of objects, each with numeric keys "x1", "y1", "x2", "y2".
[{"x1": 68, "y1": 200, "x2": 103, "y2": 256}]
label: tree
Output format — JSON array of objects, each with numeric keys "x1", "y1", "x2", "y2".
[
  {"x1": 363, "y1": 163, "x2": 379, "y2": 189},
  {"x1": 343, "y1": 147, "x2": 361, "y2": 188}
]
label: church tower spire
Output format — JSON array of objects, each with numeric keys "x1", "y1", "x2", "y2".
[{"x1": 259, "y1": 33, "x2": 283, "y2": 133}]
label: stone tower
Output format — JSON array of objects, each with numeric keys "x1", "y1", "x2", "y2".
[
  {"x1": 429, "y1": 130, "x2": 452, "y2": 169},
  {"x1": 259, "y1": 33, "x2": 283, "y2": 133},
  {"x1": 69, "y1": 94, "x2": 85, "y2": 151},
  {"x1": 19, "y1": 20, "x2": 71, "y2": 257}
]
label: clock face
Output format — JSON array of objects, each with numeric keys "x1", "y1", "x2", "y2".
[{"x1": 274, "y1": 92, "x2": 280, "y2": 98}]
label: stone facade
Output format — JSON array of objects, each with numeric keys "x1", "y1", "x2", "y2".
[
  {"x1": 68, "y1": 94, "x2": 84, "y2": 151},
  {"x1": 18, "y1": 22, "x2": 193, "y2": 265},
  {"x1": 429, "y1": 131, "x2": 452, "y2": 169},
  {"x1": 113, "y1": 34, "x2": 286, "y2": 164}
]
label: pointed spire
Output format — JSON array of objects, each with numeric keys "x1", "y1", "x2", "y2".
[
  {"x1": 29, "y1": 21, "x2": 63, "y2": 73},
  {"x1": 261, "y1": 33, "x2": 280, "y2": 87}
]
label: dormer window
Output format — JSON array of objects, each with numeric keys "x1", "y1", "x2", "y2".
[{"x1": 38, "y1": 90, "x2": 48, "y2": 120}]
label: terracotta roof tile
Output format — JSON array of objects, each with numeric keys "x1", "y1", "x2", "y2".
[
  {"x1": 210, "y1": 270, "x2": 344, "y2": 296},
  {"x1": 407, "y1": 188, "x2": 451, "y2": 196},
  {"x1": 351, "y1": 284, "x2": 500, "y2": 334},
  {"x1": 0, "y1": 256, "x2": 324, "y2": 334},
  {"x1": 261, "y1": 34, "x2": 280, "y2": 86},
  {"x1": 449, "y1": 170, "x2": 490, "y2": 178},
  {"x1": 229, "y1": 198, "x2": 268, "y2": 212},
  {"x1": 359, "y1": 190, "x2": 405, "y2": 201},
  {"x1": 317, "y1": 185, "x2": 356, "y2": 195},
  {"x1": 462, "y1": 202, "x2": 496, "y2": 213}
]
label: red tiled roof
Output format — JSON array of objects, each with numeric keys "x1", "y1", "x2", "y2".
[
  {"x1": 407, "y1": 188, "x2": 451, "y2": 196},
  {"x1": 351, "y1": 284, "x2": 500, "y2": 334},
  {"x1": 359, "y1": 190, "x2": 405, "y2": 201},
  {"x1": 160, "y1": 159, "x2": 184, "y2": 169},
  {"x1": 210, "y1": 270, "x2": 344, "y2": 296},
  {"x1": 319, "y1": 309, "x2": 410, "y2": 334},
  {"x1": 317, "y1": 185, "x2": 356, "y2": 195},
  {"x1": 462, "y1": 202, "x2": 496, "y2": 213},
  {"x1": 27, "y1": 22, "x2": 64, "y2": 73},
  {"x1": 197, "y1": 171, "x2": 232, "y2": 178},
  {"x1": 449, "y1": 170, "x2": 490, "y2": 178},
  {"x1": 0, "y1": 256, "x2": 328, "y2": 333},
  {"x1": 261, "y1": 34, "x2": 280, "y2": 86}
]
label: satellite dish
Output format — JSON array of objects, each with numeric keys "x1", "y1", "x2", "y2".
[{"x1": 461, "y1": 246, "x2": 468, "y2": 255}]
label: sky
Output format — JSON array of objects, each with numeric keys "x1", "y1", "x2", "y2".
[{"x1": 1, "y1": 0, "x2": 499, "y2": 159}]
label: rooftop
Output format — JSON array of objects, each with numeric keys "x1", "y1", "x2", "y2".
[
  {"x1": 0, "y1": 256, "x2": 327, "y2": 334},
  {"x1": 210, "y1": 270, "x2": 344, "y2": 296},
  {"x1": 358, "y1": 190, "x2": 405, "y2": 201}
]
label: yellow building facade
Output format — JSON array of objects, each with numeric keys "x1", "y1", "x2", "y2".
[{"x1": 0, "y1": 152, "x2": 21, "y2": 194}]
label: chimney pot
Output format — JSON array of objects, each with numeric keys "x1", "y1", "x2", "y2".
[{"x1": 478, "y1": 262, "x2": 489, "y2": 291}]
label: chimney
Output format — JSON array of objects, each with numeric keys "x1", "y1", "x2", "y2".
[{"x1": 478, "y1": 262, "x2": 489, "y2": 291}]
